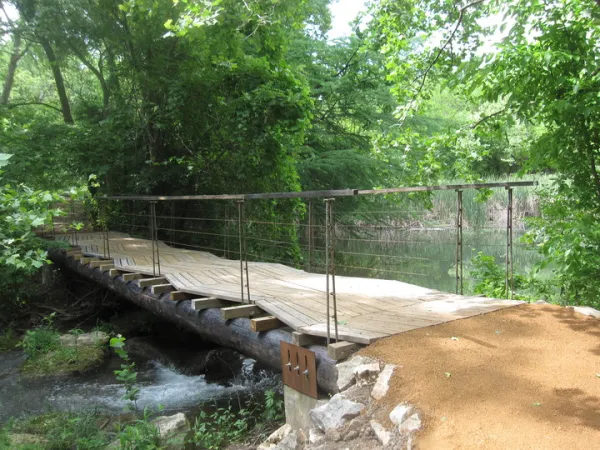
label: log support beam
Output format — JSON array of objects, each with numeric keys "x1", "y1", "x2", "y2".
[{"x1": 48, "y1": 248, "x2": 339, "y2": 394}]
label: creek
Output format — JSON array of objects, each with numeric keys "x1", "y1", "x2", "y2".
[{"x1": 0, "y1": 317, "x2": 281, "y2": 424}]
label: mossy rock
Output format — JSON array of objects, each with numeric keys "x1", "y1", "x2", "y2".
[{"x1": 21, "y1": 339, "x2": 108, "y2": 378}]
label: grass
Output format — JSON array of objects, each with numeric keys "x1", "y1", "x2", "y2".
[
  {"x1": 0, "y1": 329, "x2": 20, "y2": 352},
  {"x1": 21, "y1": 343, "x2": 106, "y2": 377}
]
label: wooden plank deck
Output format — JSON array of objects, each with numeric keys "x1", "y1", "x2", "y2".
[{"x1": 56, "y1": 232, "x2": 523, "y2": 344}]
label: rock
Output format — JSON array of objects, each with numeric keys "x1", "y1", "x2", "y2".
[
  {"x1": 60, "y1": 331, "x2": 109, "y2": 348},
  {"x1": 152, "y1": 412, "x2": 190, "y2": 447},
  {"x1": 275, "y1": 431, "x2": 299, "y2": 450},
  {"x1": 264, "y1": 424, "x2": 292, "y2": 445},
  {"x1": 309, "y1": 394, "x2": 365, "y2": 432},
  {"x1": 336, "y1": 356, "x2": 373, "y2": 391},
  {"x1": 370, "y1": 420, "x2": 391, "y2": 446},
  {"x1": 570, "y1": 306, "x2": 600, "y2": 319},
  {"x1": 354, "y1": 362, "x2": 380, "y2": 385},
  {"x1": 309, "y1": 428, "x2": 325, "y2": 445},
  {"x1": 59, "y1": 334, "x2": 77, "y2": 347},
  {"x1": 399, "y1": 413, "x2": 422, "y2": 435},
  {"x1": 372, "y1": 364, "x2": 396, "y2": 400},
  {"x1": 9, "y1": 433, "x2": 48, "y2": 446},
  {"x1": 389, "y1": 403, "x2": 413, "y2": 426},
  {"x1": 534, "y1": 300, "x2": 548, "y2": 304}
]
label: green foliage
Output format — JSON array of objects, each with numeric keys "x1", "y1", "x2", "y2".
[
  {"x1": 115, "y1": 409, "x2": 161, "y2": 450},
  {"x1": 110, "y1": 335, "x2": 141, "y2": 410},
  {"x1": 6, "y1": 411, "x2": 107, "y2": 449},
  {"x1": 19, "y1": 314, "x2": 59, "y2": 358},
  {"x1": 0, "y1": 328, "x2": 19, "y2": 352},
  {"x1": 190, "y1": 389, "x2": 284, "y2": 449}
]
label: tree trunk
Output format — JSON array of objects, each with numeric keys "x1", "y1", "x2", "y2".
[
  {"x1": 1, "y1": 33, "x2": 25, "y2": 105},
  {"x1": 38, "y1": 36, "x2": 74, "y2": 124}
]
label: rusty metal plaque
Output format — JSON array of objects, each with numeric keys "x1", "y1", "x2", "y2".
[{"x1": 280, "y1": 341, "x2": 317, "y2": 399}]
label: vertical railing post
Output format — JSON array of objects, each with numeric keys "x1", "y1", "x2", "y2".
[
  {"x1": 307, "y1": 200, "x2": 313, "y2": 273},
  {"x1": 455, "y1": 190, "x2": 463, "y2": 295},
  {"x1": 150, "y1": 201, "x2": 160, "y2": 276},
  {"x1": 506, "y1": 188, "x2": 514, "y2": 299},
  {"x1": 101, "y1": 200, "x2": 111, "y2": 259},
  {"x1": 324, "y1": 198, "x2": 339, "y2": 344},
  {"x1": 70, "y1": 198, "x2": 78, "y2": 246},
  {"x1": 169, "y1": 202, "x2": 175, "y2": 247},
  {"x1": 237, "y1": 200, "x2": 251, "y2": 303}
]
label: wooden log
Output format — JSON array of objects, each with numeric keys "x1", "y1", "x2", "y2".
[
  {"x1": 151, "y1": 284, "x2": 174, "y2": 295},
  {"x1": 122, "y1": 273, "x2": 143, "y2": 281},
  {"x1": 138, "y1": 277, "x2": 168, "y2": 288},
  {"x1": 328, "y1": 341, "x2": 361, "y2": 361},
  {"x1": 292, "y1": 332, "x2": 323, "y2": 347},
  {"x1": 192, "y1": 297, "x2": 228, "y2": 311},
  {"x1": 169, "y1": 291, "x2": 189, "y2": 301},
  {"x1": 221, "y1": 305, "x2": 262, "y2": 320},
  {"x1": 48, "y1": 248, "x2": 339, "y2": 394},
  {"x1": 251, "y1": 316, "x2": 282, "y2": 332}
]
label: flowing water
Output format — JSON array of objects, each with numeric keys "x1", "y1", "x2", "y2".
[{"x1": 0, "y1": 338, "x2": 280, "y2": 424}]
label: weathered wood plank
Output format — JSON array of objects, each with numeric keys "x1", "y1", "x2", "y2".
[
  {"x1": 221, "y1": 305, "x2": 262, "y2": 320},
  {"x1": 328, "y1": 341, "x2": 361, "y2": 361},
  {"x1": 151, "y1": 284, "x2": 174, "y2": 295},
  {"x1": 138, "y1": 277, "x2": 168, "y2": 288},
  {"x1": 292, "y1": 332, "x2": 323, "y2": 347},
  {"x1": 122, "y1": 273, "x2": 143, "y2": 281},
  {"x1": 100, "y1": 264, "x2": 115, "y2": 271},
  {"x1": 169, "y1": 291, "x2": 188, "y2": 301},
  {"x1": 89, "y1": 260, "x2": 107, "y2": 268},
  {"x1": 251, "y1": 316, "x2": 282, "y2": 332},
  {"x1": 109, "y1": 269, "x2": 122, "y2": 278},
  {"x1": 192, "y1": 297, "x2": 229, "y2": 311}
]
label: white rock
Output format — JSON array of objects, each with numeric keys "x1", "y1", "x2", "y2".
[
  {"x1": 370, "y1": 420, "x2": 391, "y2": 446},
  {"x1": 354, "y1": 362, "x2": 380, "y2": 385},
  {"x1": 274, "y1": 431, "x2": 298, "y2": 450},
  {"x1": 309, "y1": 428, "x2": 325, "y2": 445},
  {"x1": 534, "y1": 300, "x2": 548, "y2": 304},
  {"x1": 265, "y1": 424, "x2": 292, "y2": 444},
  {"x1": 336, "y1": 356, "x2": 373, "y2": 392},
  {"x1": 570, "y1": 306, "x2": 600, "y2": 319},
  {"x1": 60, "y1": 331, "x2": 110, "y2": 348},
  {"x1": 390, "y1": 403, "x2": 413, "y2": 426},
  {"x1": 399, "y1": 413, "x2": 422, "y2": 435},
  {"x1": 371, "y1": 364, "x2": 396, "y2": 400},
  {"x1": 152, "y1": 412, "x2": 189, "y2": 438},
  {"x1": 309, "y1": 394, "x2": 365, "y2": 432}
]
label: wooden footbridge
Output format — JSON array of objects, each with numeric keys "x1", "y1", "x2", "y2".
[{"x1": 46, "y1": 182, "x2": 534, "y2": 390}]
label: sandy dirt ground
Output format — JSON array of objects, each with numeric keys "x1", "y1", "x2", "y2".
[{"x1": 362, "y1": 304, "x2": 600, "y2": 450}]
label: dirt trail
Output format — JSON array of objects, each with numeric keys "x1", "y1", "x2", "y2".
[{"x1": 362, "y1": 304, "x2": 600, "y2": 449}]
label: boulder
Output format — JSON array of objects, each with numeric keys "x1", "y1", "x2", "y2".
[
  {"x1": 399, "y1": 413, "x2": 422, "y2": 435},
  {"x1": 370, "y1": 420, "x2": 391, "y2": 446},
  {"x1": 389, "y1": 403, "x2": 413, "y2": 426},
  {"x1": 354, "y1": 362, "x2": 380, "y2": 385},
  {"x1": 60, "y1": 331, "x2": 109, "y2": 348},
  {"x1": 570, "y1": 306, "x2": 600, "y2": 319},
  {"x1": 152, "y1": 412, "x2": 190, "y2": 447},
  {"x1": 336, "y1": 356, "x2": 374, "y2": 392},
  {"x1": 309, "y1": 393, "x2": 365, "y2": 432},
  {"x1": 371, "y1": 364, "x2": 396, "y2": 400}
]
